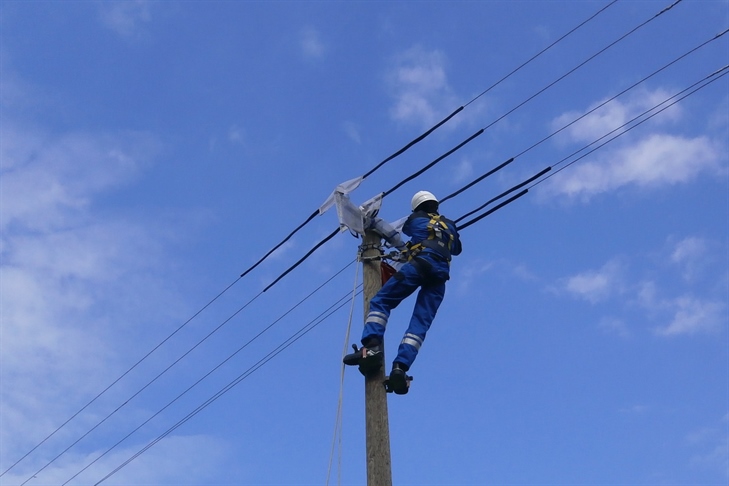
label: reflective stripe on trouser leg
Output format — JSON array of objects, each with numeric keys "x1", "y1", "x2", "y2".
[
  {"x1": 366, "y1": 311, "x2": 388, "y2": 327},
  {"x1": 361, "y1": 261, "x2": 424, "y2": 344},
  {"x1": 401, "y1": 333, "x2": 423, "y2": 350},
  {"x1": 395, "y1": 281, "x2": 446, "y2": 368},
  {"x1": 361, "y1": 311, "x2": 388, "y2": 344}
]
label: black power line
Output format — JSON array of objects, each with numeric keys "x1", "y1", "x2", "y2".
[
  {"x1": 59, "y1": 63, "x2": 727, "y2": 486},
  {"x1": 445, "y1": 27, "x2": 728, "y2": 223},
  {"x1": 264, "y1": 128, "x2": 489, "y2": 292},
  {"x1": 1, "y1": 3, "x2": 622, "y2": 478},
  {"x1": 456, "y1": 64, "x2": 729, "y2": 229},
  {"x1": 3, "y1": 1, "x2": 696, "y2": 480},
  {"x1": 89, "y1": 68, "x2": 728, "y2": 484},
  {"x1": 531, "y1": 65, "x2": 729, "y2": 190},
  {"x1": 238, "y1": 0, "x2": 621, "y2": 281},
  {"x1": 259, "y1": 0, "x2": 708, "y2": 296}
]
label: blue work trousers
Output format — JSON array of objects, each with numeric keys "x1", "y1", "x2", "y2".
[{"x1": 361, "y1": 253, "x2": 449, "y2": 369}]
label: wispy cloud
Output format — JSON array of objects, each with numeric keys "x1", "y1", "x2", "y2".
[
  {"x1": 229, "y1": 124, "x2": 245, "y2": 144},
  {"x1": 669, "y1": 235, "x2": 712, "y2": 282},
  {"x1": 554, "y1": 258, "x2": 625, "y2": 304},
  {"x1": 0, "y1": 73, "x2": 185, "y2": 474},
  {"x1": 551, "y1": 88, "x2": 683, "y2": 144},
  {"x1": 454, "y1": 258, "x2": 535, "y2": 295},
  {"x1": 300, "y1": 27, "x2": 326, "y2": 60},
  {"x1": 98, "y1": 0, "x2": 152, "y2": 39},
  {"x1": 543, "y1": 88, "x2": 725, "y2": 200},
  {"x1": 1, "y1": 125, "x2": 158, "y2": 231},
  {"x1": 343, "y1": 121, "x2": 361, "y2": 144},
  {"x1": 386, "y1": 46, "x2": 459, "y2": 128},
  {"x1": 0, "y1": 122, "x2": 175, "y2": 458},
  {"x1": 687, "y1": 415, "x2": 729, "y2": 479},
  {"x1": 552, "y1": 237, "x2": 727, "y2": 338},
  {"x1": 671, "y1": 236, "x2": 708, "y2": 265},
  {"x1": 452, "y1": 156, "x2": 475, "y2": 184},
  {"x1": 599, "y1": 316, "x2": 631, "y2": 338},
  {"x1": 1, "y1": 434, "x2": 234, "y2": 485},
  {"x1": 546, "y1": 133, "x2": 722, "y2": 199},
  {"x1": 654, "y1": 295, "x2": 725, "y2": 336}
]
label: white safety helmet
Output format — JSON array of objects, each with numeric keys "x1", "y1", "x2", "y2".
[{"x1": 411, "y1": 190, "x2": 438, "y2": 211}]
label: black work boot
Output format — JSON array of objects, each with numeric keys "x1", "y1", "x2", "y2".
[
  {"x1": 387, "y1": 362, "x2": 410, "y2": 395},
  {"x1": 343, "y1": 341, "x2": 383, "y2": 375}
]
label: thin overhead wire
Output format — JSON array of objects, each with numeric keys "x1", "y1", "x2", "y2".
[
  {"x1": 456, "y1": 64, "x2": 728, "y2": 229},
  {"x1": 455, "y1": 167, "x2": 552, "y2": 224},
  {"x1": 382, "y1": 129, "x2": 485, "y2": 197},
  {"x1": 511, "y1": 27, "x2": 729, "y2": 162},
  {"x1": 237, "y1": 106, "x2": 464, "y2": 282},
  {"x1": 264, "y1": 128, "x2": 489, "y2": 290},
  {"x1": 465, "y1": 0, "x2": 620, "y2": 108},
  {"x1": 22, "y1": 260, "x2": 356, "y2": 486},
  {"x1": 440, "y1": 157, "x2": 515, "y2": 204},
  {"x1": 91, "y1": 288, "x2": 364, "y2": 486},
  {"x1": 457, "y1": 189, "x2": 530, "y2": 231},
  {"x1": 242, "y1": 0, "x2": 691, "y2": 294},
  {"x1": 444, "y1": 27, "x2": 727, "y2": 212},
  {"x1": 57, "y1": 264, "x2": 359, "y2": 486},
  {"x1": 6, "y1": 1, "x2": 707, "y2": 481},
  {"x1": 239, "y1": 0, "x2": 620, "y2": 281},
  {"x1": 64, "y1": 64, "x2": 726, "y2": 486},
  {"x1": 0, "y1": 3, "x2": 627, "y2": 476},
  {"x1": 264, "y1": 227, "x2": 341, "y2": 292},
  {"x1": 476, "y1": 0, "x2": 685, "y2": 136},
  {"x1": 530, "y1": 64, "x2": 729, "y2": 189},
  {"x1": 0, "y1": 274, "x2": 242, "y2": 479}
]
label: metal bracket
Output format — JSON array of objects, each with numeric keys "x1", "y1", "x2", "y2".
[{"x1": 357, "y1": 242, "x2": 383, "y2": 262}]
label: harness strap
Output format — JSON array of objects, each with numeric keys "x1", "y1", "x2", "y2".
[{"x1": 407, "y1": 213, "x2": 455, "y2": 262}]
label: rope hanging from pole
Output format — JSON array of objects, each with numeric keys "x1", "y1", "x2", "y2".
[{"x1": 327, "y1": 261, "x2": 361, "y2": 486}]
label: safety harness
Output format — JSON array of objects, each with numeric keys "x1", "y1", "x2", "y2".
[{"x1": 406, "y1": 213, "x2": 455, "y2": 262}]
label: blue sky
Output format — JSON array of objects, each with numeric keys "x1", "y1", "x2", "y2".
[{"x1": 1, "y1": 1, "x2": 728, "y2": 485}]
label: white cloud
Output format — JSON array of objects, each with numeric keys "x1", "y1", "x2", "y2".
[
  {"x1": 0, "y1": 115, "x2": 184, "y2": 472},
  {"x1": 228, "y1": 124, "x2": 245, "y2": 144},
  {"x1": 343, "y1": 121, "x2": 361, "y2": 144},
  {"x1": 546, "y1": 133, "x2": 722, "y2": 199},
  {"x1": 669, "y1": 236, "x2": 713, "y2": 282},
  {"x1": 557, "y1": 258, "x2": 625, "y2": 303},
  {"x1": 452, "y1": 157, "x2": 474, "y2": 184},
  {"x1": 387, "y1": 46, "x2": 459, "y2": 128},
  {"x1": 636, "y1": 280, "x2": 725, "y2": 336},
  {"x1": 301, "y1": 27, "x2": 325, "y2": 60},
  {"x1": 671, "y1": 236, "x2": 708, "y2": 265},
  {"x1": 552, "y1": 237, "x2": 727, "y2": 338},
  {"x1": 619, "y1": 404, "x2": 649, "y2": 414},
  {"x1": 454, "y1": 258, "x2": 535, "y2": 295},
  {"x1": 655, "y1": 295, "x2": 725, "y2": 336},
  {"x1": 599, "y1": 316, "x2": 631, "y2": 338},
  {"x1": 687, "y1": 416, "x2": 729, "y2": 479},
  {"x1": 453, "y1": 259, "x2": 494, "y2": 294},
  {"x1": 0, "y1": 124, "x2": 160, "y2": 232},
  {"x1": 543, "y1": 86, "x2": 725, "y2": 201},
  {"x1": 98, "y1": 0, "x2": 152, "y2": 39},
  {"x1": 2, "y1": 434, "x2": 234, "y2": 485},
  {"x1": 552, "y1": 88, "x2": 683, "y2": 144}
]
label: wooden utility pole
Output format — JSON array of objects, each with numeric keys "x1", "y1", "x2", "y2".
[{"x1": 361, "y1": 228, "x2": 392, "y2": 486}]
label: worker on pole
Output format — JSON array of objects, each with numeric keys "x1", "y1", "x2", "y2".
[{"x1": 344, "y1": 190, "x2": 462, "y2": 394}]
